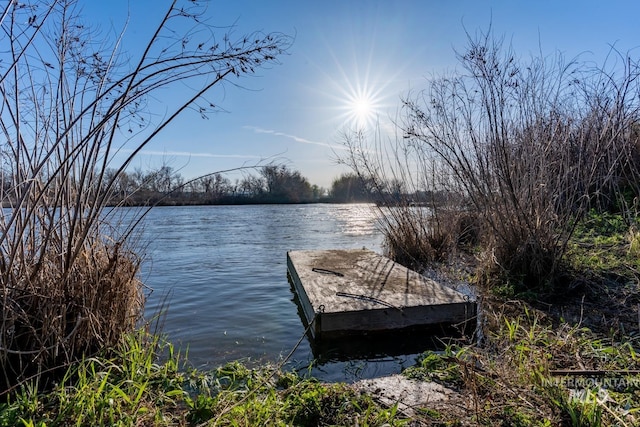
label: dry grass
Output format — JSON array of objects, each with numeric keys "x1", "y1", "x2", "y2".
[
  {"x1": 342, "y1": 29, "x2": 640, "y2": 295},
  {"x1": 395, "y1": 217, "x2": 640, "y2": 426},
  {"x1": 379, "y1": 205, "x2": 449, "y2": 268},
  {"x1": 0, "y1": 221, "x2": 144, "y2": 389},
  {"x1": 399, "y1": 286, "x2": 640, "y2": 426},
  {"x1": 379, "y1": 204, "x2": 480, "y2": 271}
]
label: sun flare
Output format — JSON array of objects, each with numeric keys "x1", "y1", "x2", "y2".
[
  {"x1": 313, "y1": 42, "x2": 403, "y2": 132},
  {"x1": 341, "y1": 86, "x2": 382, "y2": 130},
  {"x1": 350, "y1": 96, "x2": 374, "y2": 125}
]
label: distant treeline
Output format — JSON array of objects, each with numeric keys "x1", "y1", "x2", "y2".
[
  {"x1": 94, "y1": 165, "x2": 451, "y2": 206},
  {"x1": 92, "y1": 165, "x2": 365, "y2": 206}
]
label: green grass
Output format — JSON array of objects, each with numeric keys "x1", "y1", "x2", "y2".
[
  {"x1": 567, "y1": 211, "x2": 640, "y2": 281},
  {"x1": 402, "y1": 345, "x2": 467, "y2": 388},
  {"x1": 390, "y1": 211, "x2": 640, "y2": 425},
  {"x1": 0, "y1": 331, "x2": 407, "y2": 426},
  {"x1": 399, "y1": 302, "x2": 640, "y2": 425}
]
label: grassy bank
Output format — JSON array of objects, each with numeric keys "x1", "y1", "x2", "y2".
[
  {"x1": 398, "y1": 210, "x2": 640, "y2": 426},
  {"x1": 2, "y1": 211, "x2": 638, "y2": 426},
  {"x1": 0, "y1": 330, "x2": 405, "y2": 426}
]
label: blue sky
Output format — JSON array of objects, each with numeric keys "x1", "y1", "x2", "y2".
[{"x1": 81, "y1": 0, "x2": 640, "y2": 188}]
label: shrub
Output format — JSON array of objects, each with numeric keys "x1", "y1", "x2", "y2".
[
  {"x1": 0, "y1": 0, "x2": 289, "y2": 389},
  {"x1": 343, "y1": 29, "x2": 640, "y2": 293},
  {"x1": 0, "y1": 229, "x2": 143, "y2": 389}
]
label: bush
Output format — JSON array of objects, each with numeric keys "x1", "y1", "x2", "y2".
[
  {"x1": 343, "y1": 29, "x2": 640, "y2": 293},
  {"x1": 0, "y1": 233, "x2": 143, "y2": 389},
  {"x1": 0, "y1": 0, "x2": 288, "y2": 389}
]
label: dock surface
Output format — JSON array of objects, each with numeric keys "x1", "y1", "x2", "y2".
[{"x1": 287, "y1": 249, "x2": 475, "y2": 339}]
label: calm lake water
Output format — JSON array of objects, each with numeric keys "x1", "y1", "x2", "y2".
[{"x1": 130, "y1": 204, "x2": 424, "y2": 382}]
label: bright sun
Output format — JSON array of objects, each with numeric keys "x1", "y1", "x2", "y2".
[
  {"x1": 351, "y1": 96, "x2": 373, "y2": 124},
  {"x1": 316, "y1": 51, "x2": 397, "y2": 131},
  {"x1": 342, "y1": 89, "x2": 381, "y2": 130}
]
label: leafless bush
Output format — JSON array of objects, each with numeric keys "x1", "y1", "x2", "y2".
[
  {"x1": 0, "y1": 0, "x2": 289, "y2": 389},
  {"x1": 340, "y1": 129, "x2": 470, "y2": 268},
  {"x1": 378, "y1": 205, "x2": 482, "y2": 270},
  {"x1": 343, "y1": 29, "x2": 640, "y2": 292}
]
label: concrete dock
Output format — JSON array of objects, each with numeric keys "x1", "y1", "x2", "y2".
[{"x1": 286, "y1": 249, "x2": 476, "y2": 339}]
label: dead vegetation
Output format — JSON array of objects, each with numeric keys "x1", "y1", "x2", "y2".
[
  {"x1": 339, "y1": 27, "x2": 640, "y2": 425},
  {"x1": 343, "y1": 28, "x2": 640, "y2": 296},
  {"x1": 385, "y1": 264, "x2": 640, "y2": 426},
  {"x1": 0, "y1": 225, "x2": 144, "y2": 389},
  {"x1": 0, "y1": 0, "x2": 289, "y2": 390}
]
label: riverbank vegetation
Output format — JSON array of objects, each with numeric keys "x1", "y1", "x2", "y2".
[
  {"x1": 1, "y1": 162, "x2": 394, "y2": 205},
  {"x1": 393, "y1": 209, "x2": 640, "y2": 425},
  {"x1": 2, "y1": 0, "x2": 640, "y2": 424},
  {"x1": 345, "y1": 29, "x2": 640, "y2": 297},
  {"x1": 0, "y1": 331, "x2": 406, "y2": 426},
  {"x1": 3, "y1": 212, "x2": 639, "y2": 425},
  {"x1": 0, "y1": 0, "x2": 289, "y2": 391},
  {"x1": 339, "y1": 28, "x2": 640, "y2": 425}
]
